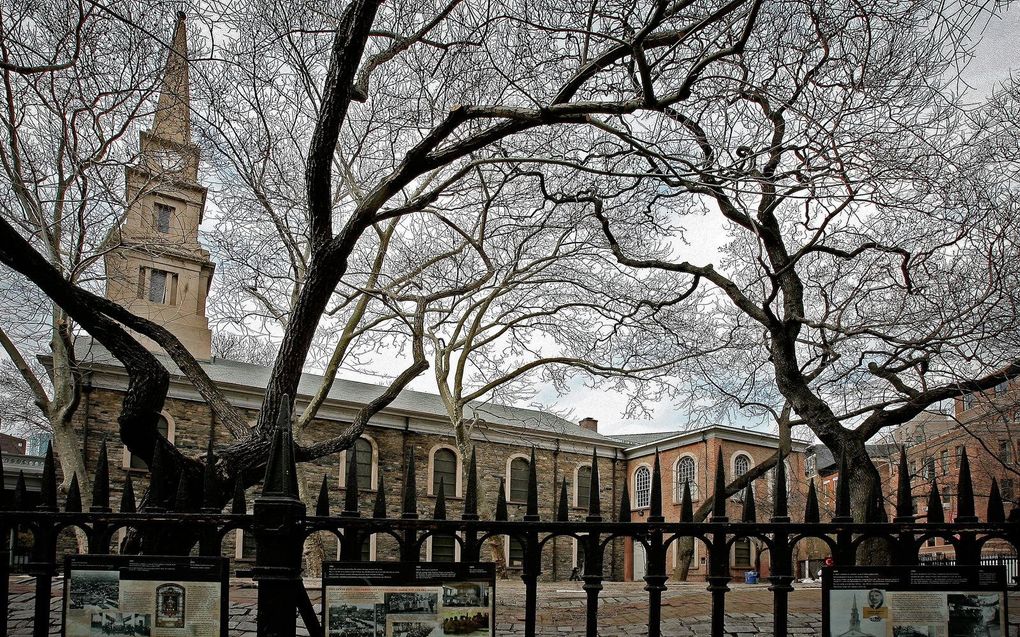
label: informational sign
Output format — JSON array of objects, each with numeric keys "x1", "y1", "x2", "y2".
[
  {"x1": 322, "y1": 562, "x2": 496, "y2": 637},
  {"x1": 62, "y1": 555, "x2": 228, "y2": 637},
  {"x1": 823, "y1": 565, "x2": 1009, "y2": 637}
]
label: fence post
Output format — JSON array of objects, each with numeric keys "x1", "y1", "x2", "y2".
[{"x1": 253, "y1": 396, "x2": 306, "y2": 637}]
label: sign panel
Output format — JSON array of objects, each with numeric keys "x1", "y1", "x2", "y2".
[
  {"x1": 322, "y1": 562, "x2": 496, "y2": 637},
  {"x1": 823, "y1": 565, "x2": 1008, "y2": 637},
  {"x1": 62, "y1": 555, "x2": 229, "y2": 637}
]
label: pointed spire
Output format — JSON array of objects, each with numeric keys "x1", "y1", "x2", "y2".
[
  {"x1": 373, "y1": 471, "x2": 387, "y2": 518},
  {"x1": 231, "y1": 479, "x2": 247, "y2": 514},
  {"x1": 618, "y1": 476, "x2": 632, "y2": 522},
  {"x1": 121, "y1": 474, "x2": 137, "y2": 513},
  {"x1": 955, "y1": 448, "x2": 977, "y2": 523},
  {"x1": 495, "y1": 478, "x2": 508, "y2": 521},
  {"x1": 261, "y1": 395, "x2": 299, "y2": 499},
  {"x1": 316, "y1": 474, "x2": 331, "y2": 516},
  {"x1": 462, "y1": 448, "x2": 478, "y2": 520},
  {"x1": 556, "y1": 477, "x2": 569, "y2": 522},
  {"x1": 834, "y1": 451, "x2": 852, "y2": 522},
  {"x1": 524, "y1": 447, "x2": 539, "y2": 521},
  {"x1": 680, "y1": 481, "x2": 693, "y2": 522},
  {"x1": 202, "y1": 441, "x2": 218, "y2": 512},
  {"x1": 151, "y1": 11, "x2": 192, "y2": 146},
  {"x1": 772, "y1": 451, "x2": 789, "y2": 522},
  {"x1": 343, "y1": 449, "x2": 360, "y2": 517},
  {"x1": 710, "y1": 448, "x2": 728, "y2": 522},
  {"x1": 894, "y1": 447, "x2": 913, "y2": 522},
  {"x1": 986, "y1": 478, "x2": 1005, "y2": 524},
  {"x1": 39, "y1": 442, "x2": 57, "y2": 511},
  {"x1": 173, "y1": 472, "x2": 191, "y2": 512},
  {"x1": 926, "y1": 479, "x2": 944, "y2": 524},
  {"x1": 741, "y1": 482, "x2": 756, "y2": 522},
  {"x1": 804, "y1": 479, "x2": 819, "y2": 524},
  {"x1": 14, "y1": 470, "x2": 27, "y2": 510},
  {"x1": 401, "y1": 447, "x2": 418, "y2": 519},
  {"x1": 91, "y1": 439, "x2": 111, "y2": 512},
  {"x1": 65, "y1": 474, "x2": 82, "y2": 513},
  {"x1": 587, "y1": 450, "x2": 602, "y2": 522},
  {"x1": 865, "y1": 479, "x2": 884, "y2": 523},
  {"x1": 433, "y1": 478, "x2": 447, "y2": 520},
  {"x1": 649, "y1": 449, "x2": 664, "y2": 523},
  {"x1": 148, "y1": 440, "x2": 166, "y2": 509}
]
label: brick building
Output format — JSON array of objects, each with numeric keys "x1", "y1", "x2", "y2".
[{"x1": 34, "y1": 12, "x2": 809, "y2": 582}]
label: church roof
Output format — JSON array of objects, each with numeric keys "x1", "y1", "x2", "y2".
[{"x1": 70, "y1": 339, "x2": 624, "y2": 446}]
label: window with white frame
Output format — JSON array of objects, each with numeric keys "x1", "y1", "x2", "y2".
[
  {"x1": 137, "y1": 267, "x2": 178, "y2": 305},
  {"x1": 153, "y1": 203, "x2": 174, "y2": 233},
  {"x1": 634, "y1": 466, "x2": 651, "y2": 509},
  {"x1": 339, "y1": 437, "x2": 377, "y2": 490},
  {"x1": 431, "y1": 447, "x2": 458, "y2": 497},
  {"x1": 734, "y1": 454, "x2": 751, "y2": 477},
  {"x1": 431, "y1": 534, "x2": 457, "y2": 562},
  {"x1": 674, "y1": 456, "x2": 698, "y2": 502},
  {"x1": 508, "y1": 456, "x2": 530, "y2": 502},
  {"x1": 576, "y1": 465, "x2": 592, "y2": 509}
]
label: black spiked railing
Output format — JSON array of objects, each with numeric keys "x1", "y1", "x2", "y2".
[
  {"x1": 680, "y1": 481, "x2": 693, "y2": 523},
  {"x1": 617, "y1": 477, "x2": 631, "y2": 522},
  {"x1": 231, "y1": 478, "x2": 247, "y2": 514},
  {"x1": 556, "y1": 477, "x2": 569, "y2": 522},
  {"x1": 316, "y1": 475, "x2": 331, "y2": 517},
  {"x1": 895, "y1": 447, "x2": 913, "y2": 522},
  {"x1": 804, "y1": 479, "x2": 820, "y2": 524},
  {"x1": 648, "y1": 448, "x2": 664, "y2": 523},
  {"x1": 202, "y1": 442, "x2": 218, "y2": 512},
  {"x1": 987, "y1": 478, "x2": 1005, "y2": 524},
  {"x1": 121, "y1": 474, "x2": 137, "y2": 513},
  {"x1": 495, "y1": 477, "x2": 508, "y2": 521},
  {"x1": 956, "y1": 449, "x2": 978, "y2": 523},
  {"x1": 741, "y1": 481, "x2": 756, "y2": 523},
  {"x1": 91, "y1": 439, "x2": 111, "y2": 512},
  {"x1": 64, "y1": 474, "x2": 82, "y2": 513},
  {"x1": 39, "y1": 443, "x2": 57, "y2": 511},
  {"x1": 373, "y1": 472, "x2": 387, "y2": 518},
  {"x1": 587, "y1": 448, "x2": 602, "y2": 522},
  {"x1": 402, "y1": 447, "x2": 418, "y2": 519},
  {"x1": 833, "y1": 451, "x2": 852, "y2": 522},
  {"x1": 462, "y1": 448, "x2": 478, "y2": 520},
  {"x1": 927, "y1": 478, "x2": 945, "y2": 524},
  {"x1": 524, "y1": 446, "x2": 539, "y2": 521},
  {"x1": 711, "y1": 448, "x2": 728, "y2": 523},
  {"x1": 771, "y1": 450, "x2": 789, "y2": 522},
  {"x1": 433, "y1": 478, "x2": 447, "y2": 520},
  {"x1": 343, "y1": 448, "x2": 360, "y2": 517}
]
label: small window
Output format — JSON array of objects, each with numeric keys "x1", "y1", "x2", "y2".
[
  {"x1": 734, "y1": 454, "x2": 751, "y2": 477},
  {"x1": 360, "y1": 536, "x2": 371, "y2": 562},
  {"x1": 940, "y1": 449, "x2": 949, "y2": 476},
  {"x1": 733, "y1": 537, "x2": 752, "y2": 567},
  {"x1": 432, "y1": 535, "x2": 456, "y2": 563},
  {"x1": 153, "y1": 203, "x2": 174, "y2": 233},
  {"x1": 138, "y1": 267, "x2": 178, "y2": 305},
  {"x1": 674, "y1": 456, "x2": 698, "y2": 501},
  {"x1": 999, "y1": 440, "x2": 1012, "y2": 464},
  {"x1": 923, "y1": 457, "x2": 936, "y2": 481},
  {"x1": 432, "y1": 448, "x2": 457, "y2": 497},
  {"x1": 576, "y1": 466, "x2": 592, "y2": 509},
  {"x1": 942, "y1": 485, "x2": 953, "y2": 508},
  {"x1": 128, "y1": 415, "x2": 171, "y2": 470},
  {"x1": 240, "y1": 529, "x2": 257, "y2": 560},
  {"x1": 963, "y1": 393, "x2": 975, "y2": 409},
  {"x1": 955, "y1": 446, "x2": 964, "y2": 467},
  {"x1": 634, "y1": 466, "x2": 651, "y2": 509},
  {"x1": 352, "y1": 438, "x2": 373, "y2": 489},
  {"x1": 509, "y1": 457, "x2": 530, "y2": 502},
  {"x1": 508, "y1": 537, "x2": 525, "y2": 567}
]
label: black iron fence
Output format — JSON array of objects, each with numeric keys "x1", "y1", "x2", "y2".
[{"x1": 3, "y1": 404, "x2": 1019, "y2": 637}]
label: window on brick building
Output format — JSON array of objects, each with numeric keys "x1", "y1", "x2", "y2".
[
  {"x1": 963, "y1": 393, "x2": 975, "y2": 409},
  {"x1": 955, "y1": 446, "x2": 964, "y2": 466},
  {"x1": 339, "y1": 437, "x2": 377, "y2": 490},
  {"x1": 999, "y1": 440, "x2": 1012, "y2": 464},
  {"x1": 733, "y1": 537, "x2": 752, "y2": 567},
  {"x1": 634, "y1": 466, "x2": 651, "y2": 509},
  {"x1": 923, "y1": 457, "x2": 936, "y2": 481},
  {"x1": 674, "y1": 456, "x2": 698, "y2": 502},
  {"x1": 940, "y1": 449, "x2": 949, "y2": 476},
  {"x1": 125, "y1": 414, "x2": 173, "y2": 470},
  {"x1": 431, "y1": 447, "x2": 458, "y2": 497},
  {"x1": 942, "y1": 485, "x2": 953, "y2": 508},
  {"x1": 576, "y1": 465, "x2": 592, "y2": 509},
  {"x1": 509, "y1": 456, "x2": 530, "y2": 502},
  {"x1": 734, "y1": 454, "x2": 750, "y2": 477}
]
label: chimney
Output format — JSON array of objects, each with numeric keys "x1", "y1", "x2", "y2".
[{"x1": 578, "y1": 417, "x2": 598, "y2": 433}]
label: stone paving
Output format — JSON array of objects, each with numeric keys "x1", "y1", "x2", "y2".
[{"x1": 6, "y1": 576, "x2": 1020, "y2": 636}]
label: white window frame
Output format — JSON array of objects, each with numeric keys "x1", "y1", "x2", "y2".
[
  {"x1": 574, "y1": 464, "x2": 593, "y2": 509},
  {"x1": 427, "y1": 444, "x2": 462, "y2": 497},
  {"x1": 425, "y1": 532, "x2": 461, "y2": 562},
  {"x1": 505, "y1": 454, "x2": 531, "y2": 503},
  {"x1": 672, "y1": 454, "x2": 699, "y2": 503},
  {"x1": 338, "y1": 435, "x2": 379, "y2": 490},
  {"x1": 633, "y1": 465, "x2": 652, "y2": 509}
]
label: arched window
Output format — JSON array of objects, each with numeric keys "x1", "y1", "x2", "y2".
[
  {"x1": 432, "y1": 448, "x2": 458, "y2": 497},
  {"x1": 339, "y1": 437, "x2": 377, "y2": 490},
  {"x1": 509, "y1": 457, "x2": 530, "y2": 502},
  {"x1": 634, "y1": 466, "x2": 651, "y2": 509},
  {"x1": 575, "y1": 465, "x2": 592, "y2": 509},
  {"x1": 734, "y1": 454, "x2": 751, "y2": 477},
  {"x1": 674, "y1": 456, "x2": 698, "y2": 502}
]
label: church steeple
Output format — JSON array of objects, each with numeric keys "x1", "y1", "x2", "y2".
[
  {"x1": 104, "y1": 11, "x2": 214, "y2": 361},
  {"x1": 150, "y1": 11, "x2": 191, "y2": 146}
]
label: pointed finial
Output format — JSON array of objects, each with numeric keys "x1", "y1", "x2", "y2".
[
  {"x1": 92, "y1": 439, "x2": 111, "y2": 512},
  {"x1": 343, "y1": 448, "x2": 360, "y2": 517},
  {"x1": 680, "y1": 481, "x2": 693, "y2": 522},
  {"x1": 433, "y1": 478, "x2": 447, "y2": 520},
  {"x1": 955, "y1": 448, "x2": 977, "y2": 522},
  {"x1": 401, "y1": 447, "x2": 418, "y2": 519},
  {"x1": 14, "y1": 470, "x2": 27, "y2": 510},
  {"x1": 834, "y1": 451, "x2": 852, "y2": 522},
  {"x1": 373, "y1": 471, "x2": 387, "y2": 518},
  {"x1": 804, "y1": 479, "x2": 819, "y2": 524},
  {"x1": 618, "y1": 476, "x2": 632, "y2": 522},
  {"x1": 710, "y1": 448, "x2": 728, "y2": 522},
  {"x1": 865, "y1": 480, "x2": 883, "y2": 523},
  {"x1": 316, "y1": 474, "x2": 331, "y2": 516},
  {"x1": 148, "y1": 441, "x2": 166, "y2": 509},
  {"x1": 173, "y1": 472, "x2": 191, "y2": 512},
  {"x1": 462, "y1": 447, "x2": 478, "y2": 520},
  {"x1": 202, "y1": 441, "x2": 218, "y2": 512},
  {"x1": 39, "y1": 442, "x2": 57, "y2": 511},
  {"x1": 926, "y1": 479, "x2": 944, "y2": 523},
  {"x1": 151, "y1": 10, "x2": 192, "y2": 146},
  {"x1": 65, "y1": 474, "x2": 83, "y2": 513},
  {"x1": 231, "y1": 479, "x2": 247, "y2": 514},
  {"x1": 524, "y1": 447, "x2": 539, "y2": 521},
  {"x1": 649, "y1": 448, "x2": 664, "y2": 523},
  {"x1": 986, "y1": 478, "x2": 1005, "y2": 524},
  {"x1": 121, "y1": 474, "x2": 137, "y2": 513},
  {"x1": 261, "y1": 395, "x2": 300, "y2": 499},
  {"x1": 556, "y1": 477, "x2": 569, "y2": 521},
  {"x1": 495, "y1": 478, "x2": 508, "y2": 521},
  {"x1": 894, "y1": 447, "x2": 913, "y2": 522},
  {"x1": 741, "y1": 482, "x2": 756, "y2": 522},
  {"x1": 587, "y1": 450, "x2": 602, "y2": 522},
  {"x1": 772, "y1": 451, "x2": 789, "y2": 522}
]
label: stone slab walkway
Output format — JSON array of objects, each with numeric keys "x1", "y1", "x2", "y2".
[{"x1": 6, "y1": 577, "x2": 1020, "y2": 636}]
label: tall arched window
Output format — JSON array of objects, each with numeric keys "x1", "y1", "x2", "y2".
[
  {"x1": 674, "y1": 456, "x2": 698, "y2": 502},
  {"x1": 432, "y1": 448, "x2": 457, "y2": 497},
  {"x1": 509, "y1": 457, "x2": 530, "y2": 502},
  {"x1": 734, "y1": 454, "x2": 751, "y2": 477},
  {"x1": 576, "y1": 465, "x2": 592, "y2": 509},
  {"x1": 339, "y1": 437, "x2": 377, "y2": 490},
  {"x1": 634, "y1": 466, "x2": 651, "y2": 509}
]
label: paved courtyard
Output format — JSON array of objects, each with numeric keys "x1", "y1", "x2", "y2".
[{"x1": 6, "y1": 576, "x2": 1020, "y2": 636}]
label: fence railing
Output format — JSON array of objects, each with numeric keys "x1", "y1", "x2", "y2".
[{"x1": 3, "y1": 402, "x2": 1019, "y2": 637}]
